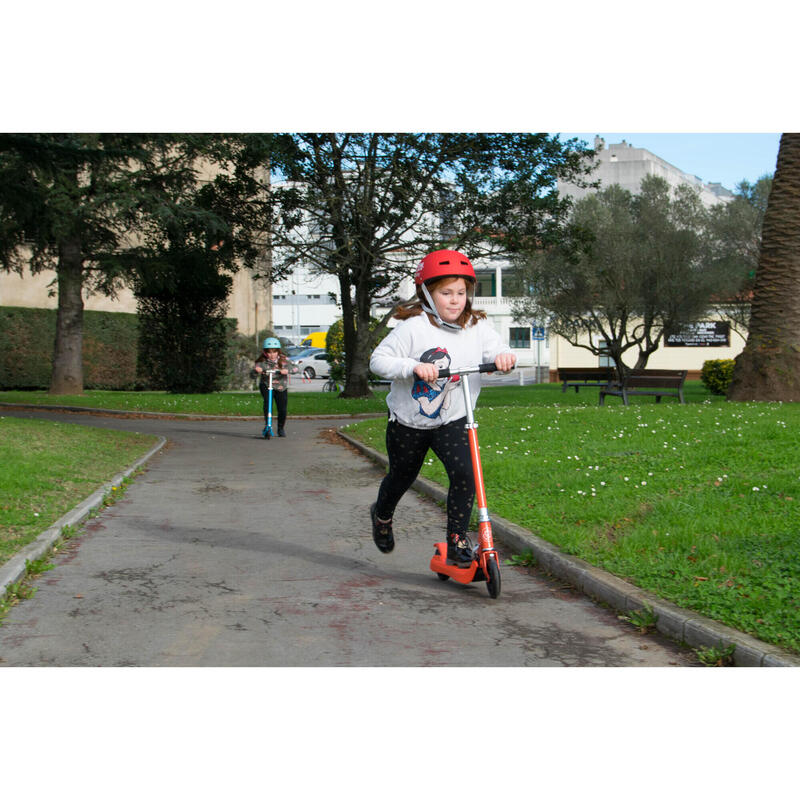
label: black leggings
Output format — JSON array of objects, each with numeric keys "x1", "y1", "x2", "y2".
[
  {"x1": 260, "y1": 385, "x2": 287, "y2": 429},
  {"x1": 375, "y1": 417, "x2": 475, "y2": 536}
]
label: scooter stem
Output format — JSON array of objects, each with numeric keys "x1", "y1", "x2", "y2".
[{"x1": 458, "y1": 371, "x2": 493, "y2": 552}]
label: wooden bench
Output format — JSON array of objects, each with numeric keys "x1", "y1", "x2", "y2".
[
  {"x1": 599, "y1": 369, "x2": 687, "y2": 406},
  {"x1": 558, "y1": 367, "x2": 616, "y2": 393}
]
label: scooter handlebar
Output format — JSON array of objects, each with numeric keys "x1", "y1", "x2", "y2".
[{"x1": 437, "y1": 362, "x2": 513, "y2": 378}]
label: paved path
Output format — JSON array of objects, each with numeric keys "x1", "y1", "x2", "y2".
[{"x1": 0, "y1": 408, "x2": 697, "y2": 667}]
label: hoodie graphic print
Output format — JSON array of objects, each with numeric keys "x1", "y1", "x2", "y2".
[{"x1": 369, "y1": 313, "x2": 512, "y2": 430}]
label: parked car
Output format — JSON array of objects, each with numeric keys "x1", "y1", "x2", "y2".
[
  {"x1": 290, "y1": 349, "x2": 332, "y2": 379},
  {"x1": 285, "y1": 345, "x2": 316, "y2": 359}
]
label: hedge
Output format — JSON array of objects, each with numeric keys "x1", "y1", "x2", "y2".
[{"x1": 0, "y1": 306, "x2": 139, "y2": 390}]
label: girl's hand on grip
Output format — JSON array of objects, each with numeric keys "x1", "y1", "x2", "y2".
[
  {"x1": 414, "y1": 363, "x2": 439, "y2": 382},
  {"x1": 494, "y1": 353, "x2": 516, "y2": 373}
]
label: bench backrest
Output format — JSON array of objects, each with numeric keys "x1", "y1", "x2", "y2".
[
  {"x1": 558, "y1": 367, "x2": 616, "y2": 380},
  {"x1": 628, "y1": 369, "x2": 687, "y2": 378},
  {"x1": 624, "y1": 370, "x2": 687, "y2": 389}
]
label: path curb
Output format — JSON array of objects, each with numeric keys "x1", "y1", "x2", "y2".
[
  {"x1": 337, "y1": 428, "x2": 800, "y2": 668},
  {"x1": 0, "y1": 437, "x2": 168, "y2": 599}
]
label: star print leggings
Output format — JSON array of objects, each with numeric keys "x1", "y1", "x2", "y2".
[{"x1": 374, "y1": 417, "x2": 475, "y2": 536}]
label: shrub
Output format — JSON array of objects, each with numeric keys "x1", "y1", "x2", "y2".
[
  {"x1": 701, "y1": 359, "x2": 735, "y2": 395},
  {"x1": 135, "y1": 249, "x2": 232, "y2": 394},
  {"x1": 326, "y1": 316, "x2": 385, "y2": 383},
  {"x1": 0, "y1": 306, "x2": 138, "y2": 390}
]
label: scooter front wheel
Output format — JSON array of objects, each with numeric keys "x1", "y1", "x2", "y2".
[{"x1": 485, "y1": 557, "x2": 501, "y2": 599}]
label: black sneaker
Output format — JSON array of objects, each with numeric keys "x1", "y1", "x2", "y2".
[
  {"x1": 278, "y1": 428, "x2": 286, "y2": 437},
  {"x1": 446, "y1": 533, "x2": 475, "y2": 566},
  {"x1": 370, "y1": 503, "x2": 394, "y2": 553}
]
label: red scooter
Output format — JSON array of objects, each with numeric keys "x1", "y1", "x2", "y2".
[{"x1": 429, "y1": 362, "x2": 507, "y2": 599}]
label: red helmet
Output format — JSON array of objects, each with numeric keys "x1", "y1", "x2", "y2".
[{"x1": 414, "y1": 249, "x2": 476, "y2": 286}]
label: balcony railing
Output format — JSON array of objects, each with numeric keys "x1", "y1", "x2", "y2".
[{"x1": 472, "y1": 296, "x2": 514, "y2": 309}]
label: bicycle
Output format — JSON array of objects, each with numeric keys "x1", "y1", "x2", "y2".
[{"x1": 322, "y1": 376, "x2": 341, "y2": 392}]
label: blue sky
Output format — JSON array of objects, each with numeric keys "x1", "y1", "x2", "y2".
[{"x1": 556, "y1": 133, "x2": 781, "y2": 193}]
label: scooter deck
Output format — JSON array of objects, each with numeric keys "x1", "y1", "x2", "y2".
[{"x1": 429, "y1": 542, "x2": 487, "y2": 583}]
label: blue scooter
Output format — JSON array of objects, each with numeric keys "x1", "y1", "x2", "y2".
[{"x1": 261, "y1": 368, "x2": 278, "y2": 440}]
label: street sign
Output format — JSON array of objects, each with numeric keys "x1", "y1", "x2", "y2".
[{"x1": 531, "y1": 326, "x2": 546, "y2": 341}]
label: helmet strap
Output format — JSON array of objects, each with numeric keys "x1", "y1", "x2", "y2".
[{"x1": 420, "y1": 283, "x2": 463, "y2": 331}]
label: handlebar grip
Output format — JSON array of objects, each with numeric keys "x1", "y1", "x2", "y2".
[{"x1": 436, "y1": 362, "x2": 509, "y2": 378}]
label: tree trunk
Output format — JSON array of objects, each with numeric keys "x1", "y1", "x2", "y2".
[
  {"x1": 340, "y1": 270, "x2": 374, "y2": 398},
  {"x1": 728, "y1": 134, "x2": 800, "y2": 402},
  {"x1": 341, "y1": 322, "x2": 372, "y2": 397},
  {"x1": 50, "y1": 237, "x2": 85, "y2": 394}
]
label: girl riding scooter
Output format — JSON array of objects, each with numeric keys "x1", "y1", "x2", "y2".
[
  {"x1": 253, "y1": 337, "x2": 290, "y2": 437},
  {"x1": 368, "y1": 249, "x2": 516, "y2": 565}
]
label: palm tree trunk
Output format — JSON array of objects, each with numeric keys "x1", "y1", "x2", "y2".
[{"x1": 728, "y1": 133, "x2": 800, "y2": 401}]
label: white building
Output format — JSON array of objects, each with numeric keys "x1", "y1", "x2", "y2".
[
  {"x1": 558, "y1": 136, "x2": 735, "y2": 208},
  {"x1": 270, "y1": 265, "x2": 341, "y2": 343}
]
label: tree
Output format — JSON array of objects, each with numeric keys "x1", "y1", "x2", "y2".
[
  {"x1": 0, "y1": 134, "x2": 153, "y2": 393},
  {"x1": 706, "y1": 175, "x2": 772, "y2": 338},
  {"x1": 0, "y1": 133, "x2": 274, "y2": 394},
  {"x1": 510, "y1": 175, "x2": 733, "y2": 377},
  {"x1": 268, "y1": 133, "x2": 595, "y2": 397},
  {"x1": 728, "y1": 134, "x2": 800, "y2": 402},
  {"x1": 324, "y1": 315, "x2": 384, "y2": 388},
  {"x1": 127, "y1": 135, "x2": 274, "y2": 392}
]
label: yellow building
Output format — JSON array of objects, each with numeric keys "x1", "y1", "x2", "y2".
[{"x1": 0, "y1": 262, "x2": 272, "y2": 337}]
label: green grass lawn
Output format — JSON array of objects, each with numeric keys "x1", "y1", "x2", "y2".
[
  {"x1": 343, "y1": 397, "x2": 800, "y2": 655},
  {"x1": 0, "y1": 378, "x2": 717, "y2": 416},
  {"x1": 0, "y1": 417, "x2": 159, "y2": 568},
  {"x1": 0, "y1": 388, "x2": 389, "y2": 416}
]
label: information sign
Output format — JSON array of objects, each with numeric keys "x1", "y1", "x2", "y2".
[{"x1": 665, "y1": 321, "x2": 730, "y2": 347}]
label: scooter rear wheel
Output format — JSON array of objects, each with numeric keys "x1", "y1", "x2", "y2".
[
  {"x1": 436, "y1": 572, "x2": 450, "y2": 581},
  {"x1": 486, "y1": 558, "x2": 501, "y2": 599}
]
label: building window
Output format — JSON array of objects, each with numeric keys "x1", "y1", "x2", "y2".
[
  {"x1": 500, "y1": 268, "x2": 526, "y2": 297},
  {"x1": 597, "y1": 337, "x2": 613, "y2": 367},
  {"x1": 509, "y1": 327, "x2": 530, "y2": 349},
  {"x1": 474, "y1": 270, "x2": 496, "y2": 297}
]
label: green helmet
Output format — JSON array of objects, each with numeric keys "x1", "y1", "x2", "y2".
[{"x1": 262, "y1": 337, "x2": 281, "y2": 349}]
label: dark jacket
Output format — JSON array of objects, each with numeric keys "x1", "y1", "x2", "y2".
[{"x1": 253, "y1": 352, "x2": 289, "y2": 391}]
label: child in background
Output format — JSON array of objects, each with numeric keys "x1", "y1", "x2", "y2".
[
  {"x1": 253, "y1": 337, "x2": 290, "y2": 437},
  {"x1": 368, "y1": 249, "x2": 516, "y2": 565}
]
